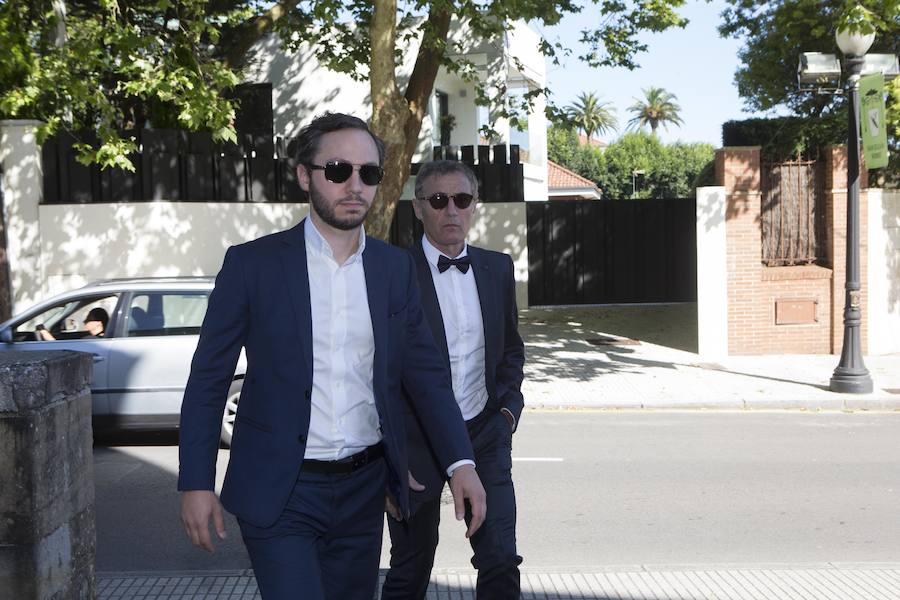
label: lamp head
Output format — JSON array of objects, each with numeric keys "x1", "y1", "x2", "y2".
[{"x1": 835, "y1": 28, "x2": 875, "y2": 57}]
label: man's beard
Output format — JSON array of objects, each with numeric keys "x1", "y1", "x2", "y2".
[{"x1": 309, "y1": 182, "x2": 369, "y2": 231}]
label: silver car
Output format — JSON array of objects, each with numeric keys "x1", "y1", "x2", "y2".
[{"x1": 0, "y1": 277, "x2": 245, "y2": 444}]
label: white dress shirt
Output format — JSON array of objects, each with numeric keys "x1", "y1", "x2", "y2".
[
  {"x1": 421, "y1": 235, "x2": 488, "y2": 421},
  {"x1": 304, "y1": 218, "x2": 381, "y2": 460}
]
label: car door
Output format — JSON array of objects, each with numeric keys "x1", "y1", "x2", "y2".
[
  {"x1": 2, "y1": 294, "x2": 122, "y2": 418},
  {"x1": 105, "y1": 290, "x2": 210, "y2": 430}
]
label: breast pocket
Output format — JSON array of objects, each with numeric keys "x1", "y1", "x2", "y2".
[{"x1": 386, "y1": 303, "x2": 409, "y2": 365}]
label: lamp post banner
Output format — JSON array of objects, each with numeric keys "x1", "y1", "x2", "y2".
[{"x1": 859, "y1": 73, "x2": 888, "y2": 169}]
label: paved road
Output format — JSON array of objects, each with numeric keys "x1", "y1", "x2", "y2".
[{"x1": 95, "y1": 411, "x2": 900, "y2": 573}]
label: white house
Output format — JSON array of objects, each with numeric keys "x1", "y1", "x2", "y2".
[{"x1": 243, "y1": 17, "x2": 549, "y2": 202}]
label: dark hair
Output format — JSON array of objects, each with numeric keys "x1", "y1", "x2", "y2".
[
  {"x1": 295, "y1": 112, "x2": 386, "y2": 167},
  {"x1": 414, "y1": 160, "x2": 479, "y2": 200},
  {"x1": 85, "y1": 307, "x2": 109, "y2": 329}
]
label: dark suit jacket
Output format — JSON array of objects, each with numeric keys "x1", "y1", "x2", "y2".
[
  {"x1": 405, "y1": 240, "x2": 525, "y2": 506},
  {"x1": 177, "y1": 220, "x2": 474, "y2": 528}
]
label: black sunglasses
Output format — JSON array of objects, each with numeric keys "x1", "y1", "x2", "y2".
[
  {"x1": 419, "y1": 192, "x2": 475, "y2": 210},
  {"x1": 307, "y1": 161, "x2": 384, "y2": 186}
]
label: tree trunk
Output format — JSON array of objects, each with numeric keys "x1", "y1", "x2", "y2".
[
  {"x1": 366, "y1": 2, "x2": 451, "y2": 241},
  {"x1": 0, "y1": 170, "x2": 12, "y2": 321}
]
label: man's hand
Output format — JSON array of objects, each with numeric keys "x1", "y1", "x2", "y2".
[
  {"x1": 180, "y1": 490, "x2": 227, "y2": 553},
  {"x1": 385, "y1": 471, "x2": 426, "y2": 521},
  {"x1": 448, "y1": 464, "x2": 486, "y2": 538}
]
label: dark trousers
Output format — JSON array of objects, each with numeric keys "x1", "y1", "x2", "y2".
[
  {"x1": 238, "y1": 458, "x2": 387, "y2": 600},
  {"x1": 382, "y1": 409, "x2": 521, "y2": 600}
]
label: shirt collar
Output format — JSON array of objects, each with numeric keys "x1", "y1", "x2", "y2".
[
  {"x1": 421, "y1": 234, "x2": 468, "y2": 268},
  {"x1": 305, "y1": 217, "x2": 366, "y2": 263}
]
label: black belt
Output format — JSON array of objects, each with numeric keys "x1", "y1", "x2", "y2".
[
  {"x1": 465, "y1": 406, "x2": 495, "y2": 427},
  {"x1": 301, "y1": 443, "x2": 384, "y2": 475}
]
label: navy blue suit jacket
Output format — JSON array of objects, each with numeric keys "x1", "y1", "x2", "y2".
[
  {"x1": 404, "y1": 240, "x2": 525, "y2": 506},
  {"x1": 178, "y1": 220, "x2": 475, "y2": 528}
]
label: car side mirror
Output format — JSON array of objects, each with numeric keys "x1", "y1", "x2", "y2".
[{"x1": 0, "y1": 328, "x2": 12, "y2": 343}]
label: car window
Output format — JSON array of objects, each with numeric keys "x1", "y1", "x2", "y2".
[
  {"x1": 14, "y1": 295, "x2": 119, "y2": 342},
  {"x1": 126, "y1": 292, "x2": 209, "y2": 337}
]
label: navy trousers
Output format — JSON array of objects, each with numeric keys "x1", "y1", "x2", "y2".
[
  {"x1": 382, "y1": 409, "x2": 521, "y2": 600},
  {"x1": 238, "y1": 457, "x2": 387, "y2": 600}
]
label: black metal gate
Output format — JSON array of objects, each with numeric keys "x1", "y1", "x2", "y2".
[{"x1": 526, "y1": 199, "x2": 697, "y2": 305}]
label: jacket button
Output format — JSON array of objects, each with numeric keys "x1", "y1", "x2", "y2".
[
  {"x1": 304, "y1": 389, "x2": 311, "y2": 400},
  {"x1": 298, "y1": 434, "x2": 306, "y2": 444}
]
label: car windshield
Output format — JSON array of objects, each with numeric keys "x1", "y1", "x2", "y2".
[{"x1": 14, "y1": 295, "x2": 118, "y2": 342}]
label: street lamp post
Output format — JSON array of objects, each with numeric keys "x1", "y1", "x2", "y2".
[
  {"x1": 830, "y1": 29, "x2": 873, "y2": 394},
  {"x1": 631, "y1": 169, "x2": 645, "y2": 198}
]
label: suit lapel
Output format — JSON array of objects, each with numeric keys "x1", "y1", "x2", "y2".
[
  {"x1": 363, "y1": 241, "x2": 388, "y2": 403},
  {"x1": 280, "y1": 220, "x2": 313, "y2": 384},
  {"x1": 412, "y1": 240, "x2": 450, "y2": 362},
  {"x1": 470, "y1": 247, "x2": 498, "y2": 365}
]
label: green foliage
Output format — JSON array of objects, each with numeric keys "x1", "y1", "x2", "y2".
[
  {"x1": 548, "y1": 126, "x2": 714, "y2": 199},
  {"x1": 574, "y1": 1, "x2": 689, "y2": 70},
  {"x1": 0, "y1": 0, "x2": 689, "y2": 171},
  {"x1": 547, "y1": 124, "x2": 604, "y2": 181},
  {"x1": 0, "y1": 0, "x2": 240, "y2": 170},
  {"x1": 719, "y1": 0, "x2": 898, "y2": 115},
  {"x1": 626, "y1": 87, "x2": 683, "y2": 135},
  {"x1": 561, "y1": 91, "x2": 617, "y2": 141},
  {"x1": 722, "y1": 116, "x2": 846, "y2": 162},
  {"x1": 720, "y1": 0, "x2": 899, "y2": 184},
  {"x1": 646, "y1": 141, "x2": 716, "y2": 198}
]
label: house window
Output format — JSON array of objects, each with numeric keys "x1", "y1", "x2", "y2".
[
  {"x1": 507, "y1": 87, "x2": 530, "y2": 153},
  {"x1": 431, "y1": 90, "x2": 451, "y2": 146}
]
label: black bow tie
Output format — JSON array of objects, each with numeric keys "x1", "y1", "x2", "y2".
[{"x1": 437, "y1": 255, "x2": 471, "y2": 273}]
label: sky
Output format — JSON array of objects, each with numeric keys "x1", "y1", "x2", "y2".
[{"x1": 535, "y1": 0, "x2": 777, "y2": 147}]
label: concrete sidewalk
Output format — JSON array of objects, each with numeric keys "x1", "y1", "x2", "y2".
[
  {"x1": 98, "y1": 565, "x2": 900, "y2": 599},
  {"x1": 519, "y1": 304, "x2": 900, "y2": 412}
]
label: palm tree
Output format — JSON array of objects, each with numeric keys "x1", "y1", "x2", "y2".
[
  {"x1": 565, "y1": 92, "x2": 617, "y2": 142},
  {"x1": 627, "y1": 87, "x2": 683, "y2": 135}
]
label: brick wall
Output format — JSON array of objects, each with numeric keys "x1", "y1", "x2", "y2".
[{"x1": 718, "y1": 146, "x2": 868, "y2": 355}]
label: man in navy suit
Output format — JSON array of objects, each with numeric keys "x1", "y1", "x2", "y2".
[
  {"x1": 178, "y1": 114, "x2": 487, "y2": 600},
  {"x1": 381, "y1": 160, "x2": 525, "y2": 599}
]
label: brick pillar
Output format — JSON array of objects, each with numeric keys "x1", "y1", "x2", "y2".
[
  {"x1": 717, "y1": 147, "x2": 764, "y2": 354},
  {"x1": 824, "y1": 145, "x2": 868, "y2": 354}
]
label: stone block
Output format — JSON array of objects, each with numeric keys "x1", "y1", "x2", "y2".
[{"x1": 0, "y1": 351, "x2": 95, "y2": 600}]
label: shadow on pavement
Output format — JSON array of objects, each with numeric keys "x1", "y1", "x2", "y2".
[
  {"x1": 93, "y1": 443, "x2": 250, "y2": 572},
  {"x1": 520, "y1": 303, "x2": 832, "y2": 393}
]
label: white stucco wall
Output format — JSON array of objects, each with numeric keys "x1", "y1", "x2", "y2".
[
  {"x1": 695, "y1": 186, "x2": 728, "y2": 358},
  {"x1": 867, "y1": 188, "x2": 900, "y2": 355},
  {"x1": 468, "y1": 202, "x2": 529, "y2": 308},
  {"x1": 37, "y1": 203, "x2": 310, "y2": 298},
  {"x1": 1, "y1": 120, "x2": 45, "y2": 314},
  {"x1": 523, "y1": 163, "x2": 548, "y2": 202},
  {"x1": 33, "y1": 201, "x2": 528, "y2": 308}
]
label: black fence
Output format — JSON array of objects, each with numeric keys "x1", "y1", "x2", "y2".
[
  {"x1": 527, "y1": 199, "x2": 697, "y2": 305},
  {"x1": 388, "y1": 201, "x2": 424, "y2": 249},
  {"x1": 425, "y1": 144, "x2": 524, "y2": 203},
  {"x1": 41, "y1": 136, "x2": 526, "y2": 205},
  {"x1": 41, "y1": 130, "x2": 298, "y2": 204}
]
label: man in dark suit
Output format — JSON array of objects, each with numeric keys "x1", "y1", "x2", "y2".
[
  {"x1": 382, "y1": 160, "x2": 525, "y2": 599},
  {"x1": 178, "y1": 114, "x2": 487, "y2": 600}
]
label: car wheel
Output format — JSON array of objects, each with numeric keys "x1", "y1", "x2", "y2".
[{"x1": 220, "y1": 378, "x2": 242, "y2": 447}]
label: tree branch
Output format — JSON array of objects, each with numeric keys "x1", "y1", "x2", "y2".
[
  {"x1": 221, "y1": 0, "x2": 301, "y2": 69},
  {"x1": 402, "y1": 6, "x2": 452, "y2": 157}
]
